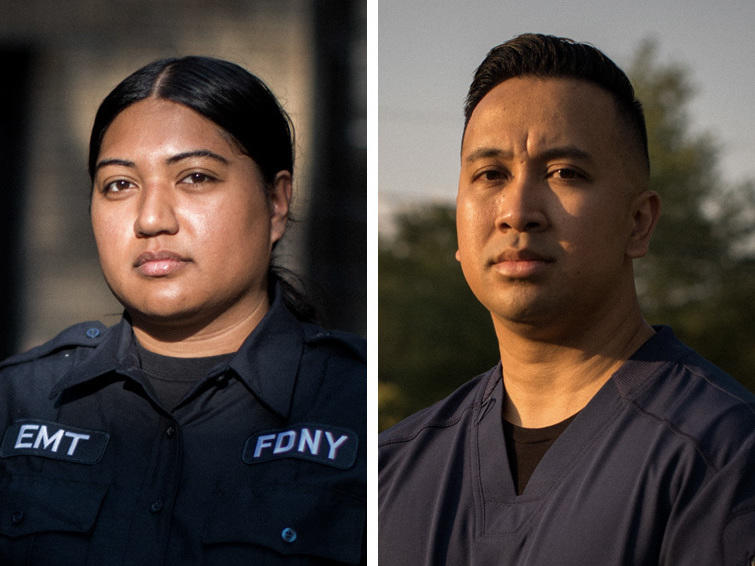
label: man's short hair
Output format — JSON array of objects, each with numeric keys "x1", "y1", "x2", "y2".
[{"x1": 464, "y1": 33, "x2": 649, "y2": 170}]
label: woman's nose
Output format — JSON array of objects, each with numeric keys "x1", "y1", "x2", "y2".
[{"x1": 133, "y1": 184, "x2": 179, "y2": 237}]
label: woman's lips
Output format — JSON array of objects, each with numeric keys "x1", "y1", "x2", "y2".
[{"x1": 134, "y1": 251, "x2": 190, "y2": 277}]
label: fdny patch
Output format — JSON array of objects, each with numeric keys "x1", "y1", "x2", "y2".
[
  {"x1": 243, "y1": 424, "x2": 358, "y2": 470},
  {"x1": 0, "y1": 419, "x2": 109, "y2": 464}
]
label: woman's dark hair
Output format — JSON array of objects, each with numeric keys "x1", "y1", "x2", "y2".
[
  {"x1": 89, "y1": 56, "x2": 292, "y2": 185},
  {"x1": 89, "y1": 56, "x2": 317, "y2": 322},
  {"x1": 464, "y1": 33, "x2": 649, "y2": 171}
]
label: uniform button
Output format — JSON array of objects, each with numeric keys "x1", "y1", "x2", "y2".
[
  {"x1": 165, "y1": 425, "x2": 176, "y2": 438},
  {"x1": 281, "y1": 527, "x2": 297, "y2": 543},
  {"x1": 85, "y1": 327, "x2": 101, "y2": 339},
  {"x1": 149, "y1": 498, "x2": 164, "y2": 513},
  {"x1": 10, "y1": 511, "x2": 24, "y2": 525}
]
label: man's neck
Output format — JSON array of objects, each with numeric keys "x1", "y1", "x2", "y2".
[{"x1": 494, "y1": 304, "x2": 654, "y2": 428}]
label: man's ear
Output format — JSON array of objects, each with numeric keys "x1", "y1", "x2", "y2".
[
  {"x1": 269, "y1": 170, "x2": 292, "y2": 246},
  {"x1": 626, "y1": 190, "x2": 661, "y2": 259}
]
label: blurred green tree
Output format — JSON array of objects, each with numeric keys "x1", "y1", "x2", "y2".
[
  {"x1": 630, "y1": 40, "x2": 755, "y2": 386},
  {"x1": 378, "y1": 41, "x2": 755, "y2": 431},
  {"x1": 378, "y1": 206, "x2": 499, "y2": 430}
]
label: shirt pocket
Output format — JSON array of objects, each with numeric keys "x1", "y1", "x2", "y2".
[
  {"x1": 0, "y1": 474, "x2": 108, "y2": 565},
  {"x1": 202, "y1": 482, "x2": 365, "y2": 565}
]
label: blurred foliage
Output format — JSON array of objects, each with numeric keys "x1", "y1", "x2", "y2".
[
  {"x1": 379, "y1": 41, "x2": 755, "y2": 431},
  {"x1": 378, "y1": 206, "x2": 499, "y2": 430},
  {"x1": 630, "y1": 39, "x2": 755, "y2": 393}
]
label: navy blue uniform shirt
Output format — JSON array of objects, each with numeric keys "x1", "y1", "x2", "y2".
[
  {"x1": 379, "y1": 327, "x2": 755, "y2": 565},
  {"x1": 0, "y1": 291, "x2": 366, "y2": 565}
]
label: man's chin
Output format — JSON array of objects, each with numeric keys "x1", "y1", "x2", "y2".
[{"x1": 487, "y1": 296, "x2": 568, "y2": 334}]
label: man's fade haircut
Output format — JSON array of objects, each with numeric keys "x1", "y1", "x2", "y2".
[{"x1": 464, "y1": 33, "x2": 649, "y2": 171}]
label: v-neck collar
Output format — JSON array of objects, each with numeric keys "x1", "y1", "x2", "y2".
[
  {"x1": 473, "y1": 352, "x2": 642, "y2": 534},
  {"x1": 471, "y1": 327, "x2": 685, "y2": 536}
]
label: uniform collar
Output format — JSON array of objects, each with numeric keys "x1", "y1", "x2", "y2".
[
  {"x1": 228, "y1": 288, "x2": 304, "y2": 419},
  {"x1": 50, "y1": 285, "x2": 305, "y2": 419}
]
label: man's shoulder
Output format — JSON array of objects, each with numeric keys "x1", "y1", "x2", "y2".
[
  {"x1": 672, "y1": 344, "x2": 754, "y2": 450},
  {"x1": 379, "y1": 367, "x2": 495, "y2": 447},
  {"x1": 624, "y1": 327, "x2": 755, "y2": 465},
  {"x1": 675, "y1": 343, "x2": 753, "y2": 402}
]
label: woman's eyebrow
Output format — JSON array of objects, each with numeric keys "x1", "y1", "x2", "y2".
[
  {"x1": 94, "y1": 158, "x2": 135, "y2": 173},
  {"x1": 166, "y1": 150, "x2": 230, "y2": 165},
  {"x1": 94, "y1": 150, "x2": 230, "y2": 174}
]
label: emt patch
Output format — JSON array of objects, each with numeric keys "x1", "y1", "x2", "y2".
[
  {"x1": 243, "y1": 424, "x2": 358, "y2": 470},
  {"x1": 0, "y1": 419, "x2": 109, "y2": 464}
]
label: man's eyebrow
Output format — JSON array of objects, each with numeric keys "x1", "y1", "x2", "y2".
[
  {"x1": 537, "y1": 146, "x2": 592, "y2": 163},
  {"x1": 464, "y1": 147, "x2": 513, "y2": 163},
  {"x1": 166, "y1": 150, "x2": 230, "y2": 165},
  {"x1": 464, "y1": 145, "x2": 592, "y2": 163}
]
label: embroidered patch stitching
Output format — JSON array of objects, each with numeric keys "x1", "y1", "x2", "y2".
[
  {"x1": 0, "y1": 419, "x2": 110, "y2": 464},
  {"x1": 243, "y1": 423, "x2": 358, "y2": 470}
]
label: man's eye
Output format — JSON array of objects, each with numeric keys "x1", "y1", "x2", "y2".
[
  {"x1": 477, "y1": 169, "x2": 503, "y2": 182},
  {"x1": 551, "y1": 168, "x2": 583, "y2": 180}
]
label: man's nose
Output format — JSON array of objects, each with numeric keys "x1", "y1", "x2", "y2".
[{"x1": 495, "y1": 173, "x2": 549, "y2": 233}]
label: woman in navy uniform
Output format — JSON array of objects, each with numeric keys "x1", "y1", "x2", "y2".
[{"x1": 0, "y1": 56, "x2": 365, "y2": 565}]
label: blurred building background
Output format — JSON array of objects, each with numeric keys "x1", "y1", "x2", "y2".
[{"x1": 0, "y1": 0, "x2": 366, "y2": 358}]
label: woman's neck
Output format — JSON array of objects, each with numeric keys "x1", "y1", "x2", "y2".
[{"x1": 131, "y1": 294, "x2": 270, "y2": 357}]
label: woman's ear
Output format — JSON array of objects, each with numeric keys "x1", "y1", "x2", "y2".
[
  {"x1": 269, "y1": 170, "x2": 292, "y2": 246},
  {"x1": 626, "y1": 190, "x2": 661, "y2": 259}
]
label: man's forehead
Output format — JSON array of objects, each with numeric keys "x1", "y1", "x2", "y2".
[
  {"x1": 461, "y1": 76, "x2": 621, "y2": 153},
  {"x1": 473, "y1": 75, "x2": 616, "y2": 113}
]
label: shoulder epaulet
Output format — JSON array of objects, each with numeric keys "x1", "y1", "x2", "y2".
[
  {"x1": 0, "y1": 321, "x2": 109, "y2": 369},
  {"x1": 303, "y1": 325, "x2": 366, "y2": 363}
]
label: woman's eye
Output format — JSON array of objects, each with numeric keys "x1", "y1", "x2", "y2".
[
  {"x1": 103, "y1": 179, "x2": 134, "y2": 193},
  {"x1": 181, "y1": 172, "x2": 215, "y2": 184}
]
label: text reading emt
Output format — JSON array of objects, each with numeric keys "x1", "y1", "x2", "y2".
[{"x1": 379, "y1": 34, "x2": 754, "y2": 565}]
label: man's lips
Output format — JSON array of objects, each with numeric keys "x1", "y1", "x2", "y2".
[
  {"x1": 134, "y1": 251, "x2": 190, "y2": 277},
  {"x1": 489, "y1": 249, "x2": 554, "y2": 278}
]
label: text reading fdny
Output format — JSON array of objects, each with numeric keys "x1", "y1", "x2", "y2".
[{"x1": 243, "y1": 424, "x2": 358, "y2": 469}]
